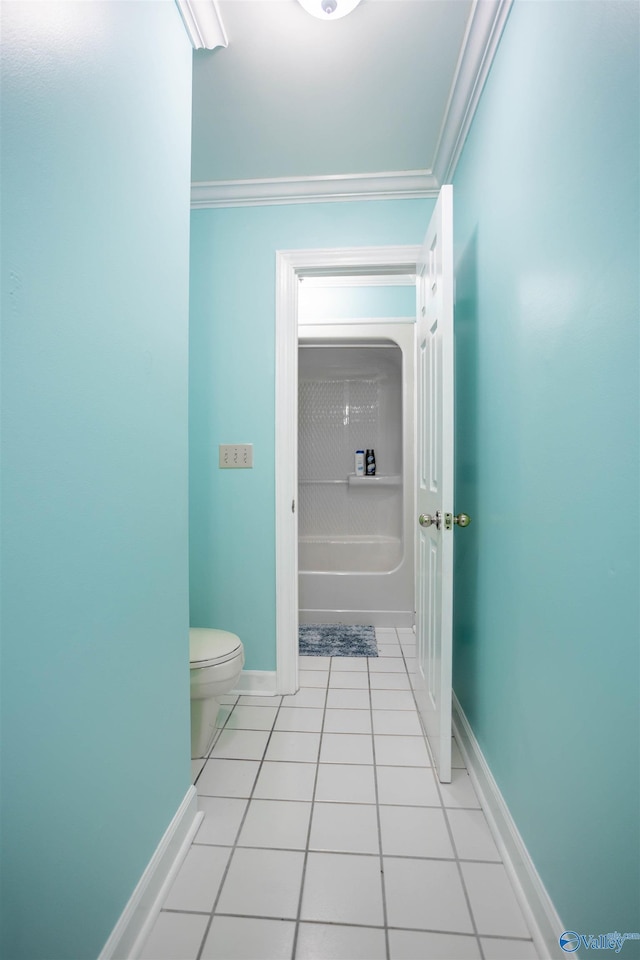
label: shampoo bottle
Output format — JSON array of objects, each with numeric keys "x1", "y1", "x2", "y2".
[{"x1": 366, "y1": 449, "x2": 376, "y2": 476}]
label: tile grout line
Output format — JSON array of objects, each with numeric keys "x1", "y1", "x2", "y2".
[
  {"x1": 423, "y1": 700, "x2": 487, "y2": 960},
  {"x1": 400, "y1": 633, "x2": 530, "y2": 955},
  {"x1": 193, "y1": 696, "x2": 249, "y2": 960},
  {"x1": 191, "y1": 839, "x2": 505, "y2": 866},
  {"x1": 290, "y1": 654, "x2": 331, "y2": 960},
  {"x1": 396, "y1": 633, "x2": 487, "y2": 959},
  {"x1": 193, "y1": 694, "x2": 287, "y2": 960},
  {"x1": 158, "y1": 905, "x2": 537, "y2": 945},
  {"x1": 191, "y1": 692, "x2": 250, "y2": 788},
  {"x1": 401, "y1": 635, "x2": 485, "y2": 960},
  {"x1": 371, "y1": 627, "x2": 392, "y2": 960},
  {"x1": 197, "y1": 780, "x2": 481, "y2": 801}
]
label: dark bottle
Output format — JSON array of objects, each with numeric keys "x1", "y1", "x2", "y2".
[{"x1": 366, "y1": 448, "x2": 376, "y2": 476}]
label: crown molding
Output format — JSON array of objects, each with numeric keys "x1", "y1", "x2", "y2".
[
  {"x1": 190, "y1": 170, "x2": 439, "y2": 209},
  {"x1": 432, "y1": 0, "x2": 513, "y2": 184},
  {"x1": 175, "y1": 0, "x2": 228, "y2": 50}
]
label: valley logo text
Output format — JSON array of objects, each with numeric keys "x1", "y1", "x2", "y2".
[{"x1": 560, "y1": 932, "x2": 640, "y2": 954}]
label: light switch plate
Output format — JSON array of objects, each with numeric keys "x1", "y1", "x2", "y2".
[{"x1": 219, "y1": 444, "x2": 253, "y2": 468}]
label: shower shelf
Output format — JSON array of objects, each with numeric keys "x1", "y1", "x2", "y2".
[
  {"x1": 299, "y1": 479, "x2": 348, "y2": 485},
  {"x1": 347, "y1": 475, "x2": 401, "y2": 487}
]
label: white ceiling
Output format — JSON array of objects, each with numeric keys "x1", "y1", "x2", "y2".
[{"x1": 190, "y1": 0, "x2": 512, "y2": 206}]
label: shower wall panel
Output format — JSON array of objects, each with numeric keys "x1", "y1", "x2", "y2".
[
  {"x1": 298, "y1": 333, "x2": 414, "y2": 627},
  {"x1": 298, "y1": 345, "x2": 403, "y2": 565},
  {"x1": 298, "y1": 366, "x2": 402, "y2": 552}
]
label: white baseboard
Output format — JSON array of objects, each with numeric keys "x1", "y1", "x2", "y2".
[
  {"x1": 452, "y1": 694, "x2": 565, "y2": 960},
  {"x1": 232, "y1": 670, "x2": 278, "y2": 696},
  {"x1": 99, "y1": 786, "x2": 203, "y2": 960}
]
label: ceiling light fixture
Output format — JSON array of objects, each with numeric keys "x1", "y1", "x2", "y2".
[{"x1": 297, "y1": 0, "x2": 362, "y2": 21}]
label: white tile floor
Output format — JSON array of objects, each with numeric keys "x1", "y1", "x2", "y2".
[{"x1": 139, "y1": 628, "x2": 538, "y2": 960}]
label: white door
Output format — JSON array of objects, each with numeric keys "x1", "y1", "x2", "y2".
[{"x1": 415, "y1": 185, "x2": 455, "y2": 783}]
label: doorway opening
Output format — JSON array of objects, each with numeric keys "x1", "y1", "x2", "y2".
[
  {"x1": 297, "y1": 330, "x2": 415, "y2": 629},
  {"x1": 274, "y1": 246, "x2": 421, "y2": 696}
]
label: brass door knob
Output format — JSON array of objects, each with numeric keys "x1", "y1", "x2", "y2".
[{"x1": 454, "y1": 513, "x2": 471, "y2": 527}]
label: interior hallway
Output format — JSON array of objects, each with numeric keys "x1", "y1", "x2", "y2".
[{"x1": 139, "y1": 629, "x2": 538, "y2": 960}]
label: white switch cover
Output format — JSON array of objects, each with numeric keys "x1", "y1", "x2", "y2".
[{"x1": 219, "y1": 444, "x2": 253, "y2": 468}]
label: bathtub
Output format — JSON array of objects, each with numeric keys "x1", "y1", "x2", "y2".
[
  {"x1": 299, "y1": 535, "x2": 403, "y2": 573},
  {"x1": 298, "y1": 537, "x2": 414, "y2": 627},
  {"x1": 298, "y1": 534, "x2": 413, "y2": 626}
]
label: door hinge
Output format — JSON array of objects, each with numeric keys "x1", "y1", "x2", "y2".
[{"x1": 292, "y1": 499, "x2": 295, "y2": 514}]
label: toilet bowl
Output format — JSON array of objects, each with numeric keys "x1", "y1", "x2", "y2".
[{"x1": 189, "y1": 628, "x2": 244, "y2": 759}]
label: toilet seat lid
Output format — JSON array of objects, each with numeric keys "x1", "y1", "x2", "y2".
[{"x1": 189, "y1": 628, "x2": 243, "y2": 668}]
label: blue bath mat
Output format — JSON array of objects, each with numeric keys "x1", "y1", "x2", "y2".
[{"x1": 299, "y1": 623, "x2": 378, "y2": 658}]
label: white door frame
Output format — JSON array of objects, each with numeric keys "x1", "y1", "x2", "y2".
[{"x1": 275, "y1": 245, "x2": 422, "y2": 694}]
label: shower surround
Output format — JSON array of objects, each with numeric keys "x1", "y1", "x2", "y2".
[{"x1": 298, "y1": 328, "x2": 414, "y2": 626}]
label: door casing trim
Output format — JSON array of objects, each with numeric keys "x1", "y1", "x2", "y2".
[{"x1": 275, "y1": 245, "x2": 422, "y2": 694}]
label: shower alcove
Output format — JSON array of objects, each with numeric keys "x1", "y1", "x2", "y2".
[{"x1": 298, "y1": 323, "x2": 414, "y2": 627}]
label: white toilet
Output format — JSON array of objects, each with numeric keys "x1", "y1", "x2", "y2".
[{"x1": 189, "y1": 627, "x2": 244, "y2": 759}]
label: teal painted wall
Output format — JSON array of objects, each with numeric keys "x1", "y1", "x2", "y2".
[
  {"x1": 452, "y1": 0, "x2": 639, "y2": 946},
  {"x1": 189, "y1": 200, "x2": 432, "y2": 670},
  {"x1": 0, "y1": 3, "x2": 193, "y2": 958},
  {"x1": 298, "y1": 282, "x2": 415, "y2": 321}
]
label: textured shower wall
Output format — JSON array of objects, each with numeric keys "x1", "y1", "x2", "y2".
[{"x1": 298, "y1": 347, "x2": 402, "y2": 546}]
